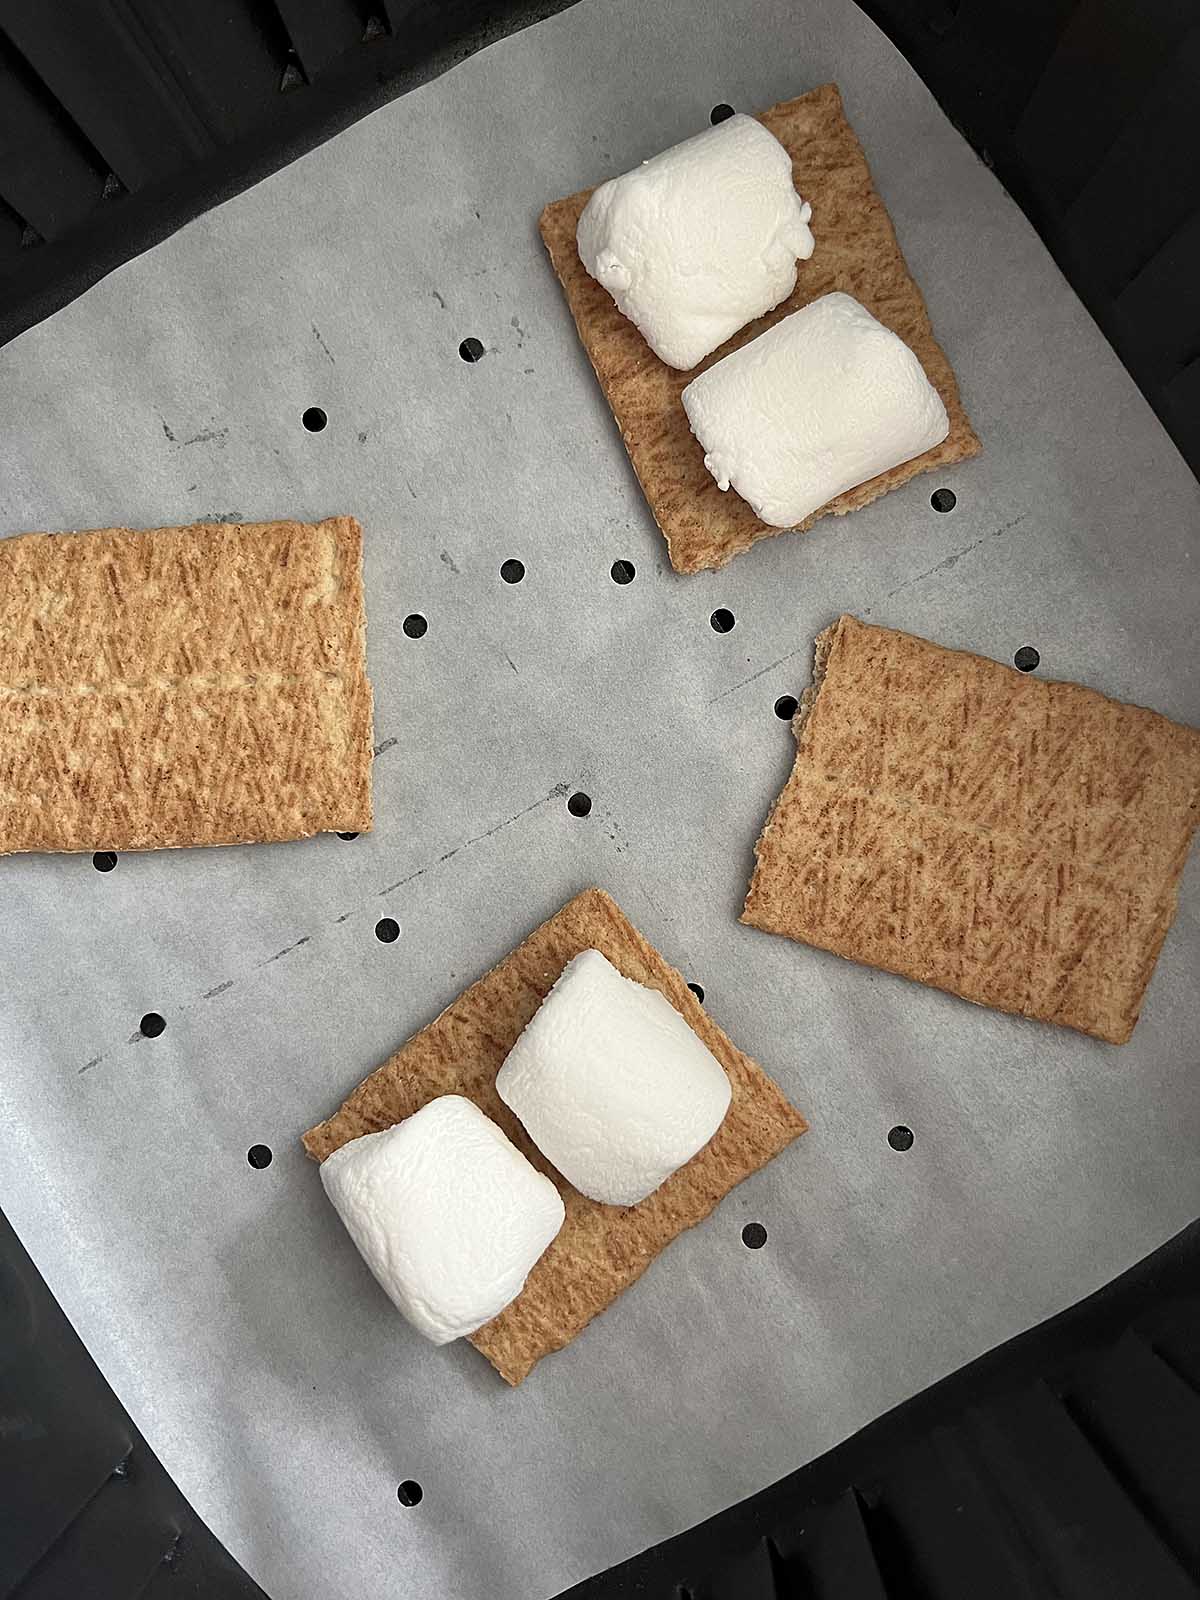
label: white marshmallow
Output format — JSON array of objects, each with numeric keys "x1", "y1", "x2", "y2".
[
  {"x1": 681, "y1": 291, "x2": 950, "y2": 527},
  {"x1": 576, "y1": 113, "x2": 815, "y2": 371},
  {"x1": 496, "y1": 949, "x2": 732, "y2": 1207},
  {"x1": 319, "y1": 1095, "x2": 564, "y2": 1345}
]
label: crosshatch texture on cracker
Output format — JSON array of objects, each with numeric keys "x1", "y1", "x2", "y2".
[
  {"x1": 303, "y1": 888, "x2": 808, "y2": 1385},
  {"x1": 0, "y1": 516, "x2": 372, "y2": 854},
  {"x1": 539, "y1": 83, "x2": 980, "y2": 574},
  {"x1": 743, "y1": 615, "x2": 1200, "y2": 1044}
]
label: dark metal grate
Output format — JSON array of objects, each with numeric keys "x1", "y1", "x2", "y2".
[
  {"x1": 0, "y1": 0, "x2": 582, "y2": 347},
  {"x1": 561, "y1": 1226, "x2": 1200, "y2": 1599}
]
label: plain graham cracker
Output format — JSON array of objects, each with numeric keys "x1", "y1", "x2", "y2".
[
  {"x1": 0, "y1": 516, "x2": 373, "y2": 854},
  {"x1": 743, "y1": 615, "x2": 1200, "y2": 1044},
  {"x1": 303, "y1": 888, "x2": 808, "y2": 1385},
  {"x1": 539, "y1": 83, "x2": 981, "y2": 574}
]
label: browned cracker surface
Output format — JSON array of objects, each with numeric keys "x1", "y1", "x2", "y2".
[
  {"x1": 743, "y1": 615, "x2": 1200, "y2": 1044},
  {"x1": 304, "y1": 888, "x2": 808, "y2": 1384},
  {"x1": 0, "y1": 516, "x2": 372, "y2": 854},
  {"x1": 540, "y1": 84, "x2": 980, "y2": 574}
]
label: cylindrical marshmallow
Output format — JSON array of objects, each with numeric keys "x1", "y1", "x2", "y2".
[
  {"x1": 576, "y1": 113, "x2": 815, "y2": 371},
  {"x1": 496, "y1": 949, "x2": 732, "y2": 1207},
  {"x1": 320, "y1": 1095, "x2": 564, "y2": 1345},
  {"x1": 681, "y1": 291, "x2": 950, "y2": 526}
]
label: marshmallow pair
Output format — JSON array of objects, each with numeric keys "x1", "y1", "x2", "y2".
[
  {"x1": 576, "y1": 117, "x2": 949, "y2": 527},
  {"x1": 320, "y1": 951, "x2": 731, "y2": 1346}
]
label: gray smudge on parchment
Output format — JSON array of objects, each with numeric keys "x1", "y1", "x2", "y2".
[
  {"x1": 881, "y1": 511, "x2": 1032, "y2": 603},
  {"x1": 259, "y1": 935, "x2": 311, "y2": 967},
  {"x1": 311, "y1": 322, "x2": 335, "y2": 364},
  {"x1": 165, "y1": 425, "x2": 229, "y2": 449},
  {"x1": 378, "y1": 783, "x2": 569, "y2": 897}
]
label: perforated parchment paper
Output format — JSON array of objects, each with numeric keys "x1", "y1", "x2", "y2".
[{"x1": 1, "y1": 1, "x2": 1198, "y2": 1598}]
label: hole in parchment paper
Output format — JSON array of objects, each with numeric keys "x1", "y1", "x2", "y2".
[
  {"x1": 459, "y1": 337, "x2": 485, "y2": 363},
  {"x1": 92, "y1": 851, "x2": 117, "y2": 872},
  {"x1": 500, "y1": 559, "x2": 525, "y2": 584},
  {"x1": 710, "y1": 608, "x2": 735, "y2": 634},
  {"x1": 375, "y1": 917, "x2": 400, "y2": 943},
  {"x1": 930, "y1": 487, "x2": 956, "y2": 512},
  {"x1": 687, "y1": 982, "x2": 705, "y2": 1002},
  {"x1": 302, "y1": 407, "x2": 327, "y2": 432},
  {"x1": 247, "y1": 1145, "x2": 273, "y2": 1169},
  {"x1": 567, "y1": 792, "x2": 592, "y2": 818},
  {"x1": 774, "y1": 695, "x2": 798, "y2": 721},
  {"x1": 1014, "y1": 646, "x2": 1040, "y2": 672},
  {"x1": 402, "y1": 614, "x2": 427, "y2": 639},
  {"x1": 742, "y1": 1222, "x2": 767, "y2": 1249},
  {"x1": 888, "y1": 1125, "x2": 914, "y2": 1151},
  {"x1": 140, "y1": 1013, "x2": 166, "y2": 1039},
  {"x1": 711, "y1": 103, "x2": 735, "y2": 124},
  {"x1": 337, "y1": 832, "x2": 359, "y2": 841},
  {"x1": 397, "y1": 1480, "x2": 423, "y2": 1506},
  {"x1": 610, "y1": 559, "x2": 636, "y2": 585}
]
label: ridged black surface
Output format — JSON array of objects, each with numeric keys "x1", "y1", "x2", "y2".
[
  {"x1": 0, "y1": 0, "x2": 582, "y2": 350},
  {"x1": 560, "y1": 1220, "x2": 1200, "y2": 1599},
  {"x1": 856, "y1": 0, "x2": 1200, "y2": 478},
  {"x1": 3, "y1": 1201, "x2": 1196, "y2": 1599},
  {"x1": 0, "y1": 1208, "x2": 266, "y2": 1599}
]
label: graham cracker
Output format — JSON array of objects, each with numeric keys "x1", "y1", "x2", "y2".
[
  {"x1": 303, "y1": 887, "x2": 808, "y2": 1384},
  {"x1": 540, "y1": 83, "x2": 980, "y2": 574},
  {"x1": 743, "y1": 615, "x2": 1200, "y2": 1044},
  {"x1": 0, "y1": 516, "x2": 372, "y2": 854}
]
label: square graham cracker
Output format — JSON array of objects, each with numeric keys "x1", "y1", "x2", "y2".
[
  {"x1": 303, "y1": 888, "x2": 808, "y2": 1384},
  {"x1": 0, "y1": 516, "x2": 373, "y2": 855},
  {"x1": 539, "y1": 84, "x2": 980, "y2": 574},
  {"x1": 743, "y1": 615, "x2": 1200, "y2": 1044}
]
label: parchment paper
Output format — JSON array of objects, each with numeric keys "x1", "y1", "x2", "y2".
[{"x1": 1, "y1": 1, "x2": 1197, "y2": 1597}]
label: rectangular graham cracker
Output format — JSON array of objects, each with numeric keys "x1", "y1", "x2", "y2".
[
  {"x1": 303, "y1": 887, "x2": 808, "y2": 1384},
  {"x1": 540, "y1": 84, "x2": 980, "y2": 574},
  {"x1": 0, "y1": 516, "x2": 373, "y2": 854},
  {"x1": 743, "y1": 615, "x2": 1200, "y2": 1044}
]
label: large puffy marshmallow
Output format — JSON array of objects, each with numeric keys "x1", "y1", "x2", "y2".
[
  {"x1": 496, "y1": 950, "x2": 732, "y2": 1206},
  {"x1": 319, "y1": 1095, "x2": 564, "y2": 1345},
  {"x1": 682, "y1": 291, "x2": 950, "y2": 527},
  {"x1": 576, "y1": 113, "x2": 815, "y2": 371}
]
